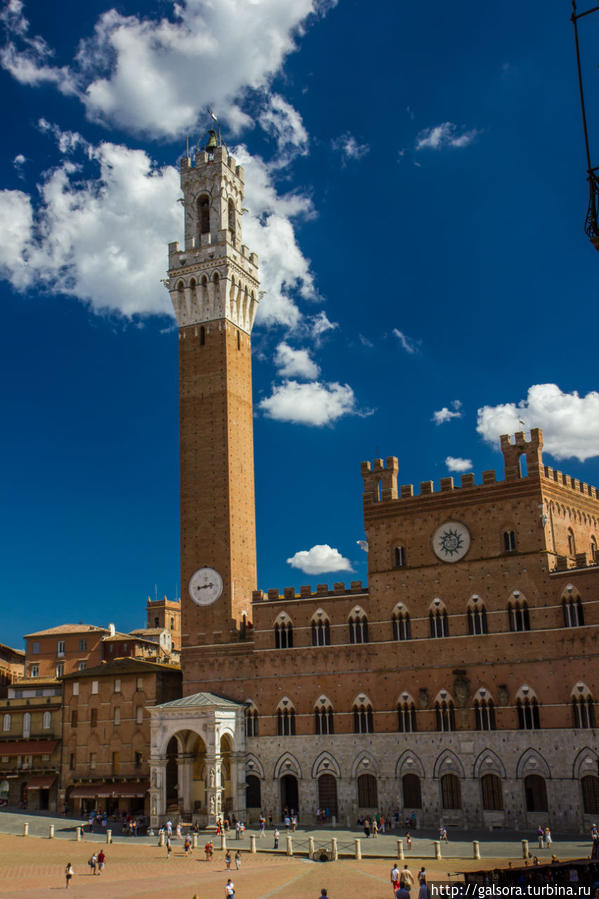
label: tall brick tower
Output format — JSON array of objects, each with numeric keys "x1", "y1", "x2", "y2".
[{"x1": 166, "y1": 130, "x2": 259, "y2": 664}]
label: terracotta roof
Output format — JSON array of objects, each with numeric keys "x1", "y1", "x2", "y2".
[
  {"x1": 61, "y1": 657, "x2": 181, "y2": 679},
  {"x1": 129, "y1": 628, "x2": 166, "y2": 636},
  {"x1": 156, "y1": 691, "x2": 243, "y2": 710},
  {"x1": 0, "y1": 642, "x2": 25, "y2": 659},
  {"x1": 102, "y1": 632, "x2": 157, "y2": 645},
  {"x1": 24, "y1": 624, "x2": 107, "y2": 638}
]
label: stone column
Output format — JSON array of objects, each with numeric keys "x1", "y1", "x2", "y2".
[
  {"x1": 230, "y1": 750, "x2": 247, "y2": 820},
  {"x1": 204, "y1": 755, "x2": 223, "y2": 828},
  {"x1": 149, "y1": 758, "x2": 168, "y2": 829},
  {"x1": 178, "y1": 752, "x2": 195, "y2": 818}
]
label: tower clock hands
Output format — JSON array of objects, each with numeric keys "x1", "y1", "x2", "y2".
[{"x1": 195, "y1": 583, "x2": 214, "y2": 590}]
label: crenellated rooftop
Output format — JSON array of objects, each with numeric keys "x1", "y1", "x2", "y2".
[{"x1": 252, "y1": 581, "x2": 367, "y2": 604}]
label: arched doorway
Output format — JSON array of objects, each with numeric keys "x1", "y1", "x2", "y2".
[
  {"x1": 165, "y1": 737, "x2": 178, "y2": 808},
  {"x1": 318, "y1": 774, "x2": 338, "y2": 819},
  {"x1": 280, "y1": 774, "x2": 299, "y2": 815},
  {"x1": 524, "y1": 774, "x2": 548, "y2": 812},
  {"x1": 402, "y1": 773, "x2": 422, "y2": 808},
  {"x1": 246, "y1": 775, "x2": 261, "y2": 810}
]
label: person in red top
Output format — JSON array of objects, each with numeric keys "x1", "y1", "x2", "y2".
[{"x1": 97, "y1": 850, "x2": 106, "y2": 875}]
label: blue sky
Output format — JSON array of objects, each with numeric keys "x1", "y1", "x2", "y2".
[{"x1": 1, "y1": 0, "x2": 599, "y2": 648}]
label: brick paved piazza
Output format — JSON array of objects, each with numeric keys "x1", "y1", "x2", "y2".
[{"x1": 0, "y1": 825, "x2": 592, "y2": 899}]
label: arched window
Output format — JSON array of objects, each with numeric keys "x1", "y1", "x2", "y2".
[
  {"x1": 402, "y1": 773, "x2": 422, "y2": 808},
  {"x1": 430, "y1": 602, "x2": 449, "y2": 638},
  {"x1": 2, "y1": 713, "x2": 10, "y2": 732},
  {"x1": 22, "y1": 712, "x2": 31, "y2": 738},
  {"x1": 245, "y1": 707, "x2": 259, "y2": 737},
  {"x1": 199, "y1": 325, "x2": 205, "y2": 346},
  {"x1": 228, "y1": 198, "x2": 236, "y2": 245},
  {"x1": 392, "y1": 605, "x2": 411, "y2": 640},
  {"x1": 481, "y1": 773, "x2": 503, "y2": 810},
  {"x1": 276, "y1": 701, "x2": 296, "y2": 736},
  {"x1": 591, "y1": 535, "x2": 598, "y2": 560},
  {"x1": 503, "y1": 530, "x2": 516, "y2": 552},
  {"x1": 198, "y1": 194, "x2": 210, "y2": 235},
  {"x1": 467, "y1": 597, "x2": 488, "y2": 635},
  {"x1": 435, "y1": 693, "x2": 455, "y2": 732},
  {"x1": 274, "y1": 616, "x2": 293, "y2": 649},
  {"x1": 582, "y1": 775, "x2": 599, "y2": 814},
  {"x1": 524, "y1": 774, "x2": 547, "y2": 811},
  {"x1": 441, "y1": 773, "x2": 461, "y2": 809},
  {"x1": 397, "y1": 696, "x2": 417, "y2": 733},
  {"x1": 562, "y1": 589, "x2": 584, "y2": 627},
  {"x1": 508, "y1": 595, "x2": 530, "y2": 631},
  {"x1": 311, "y1": 613, "x2": 331, "y2": 647},
  {"x1": 568, "y1": 528, "x2": 576, "y2": 556},
  {"x1": 357, "y1": 773, "x2": 378, "y2": 807},
  {"x1": 353, "y1": 698, "x2": 374, "y2": 734},
  {"x1": 246, "y1": 774, "x2": 261, "y2": 808},
  {"x1": 473, "y1": 690, "x2": 496, "y2": 730},
  {"x1": 516, "y1": 688, "x2": 540, "y2": 729},
  {"x1": 349, "y1": 610, "x2": 368, "y2": 644},
  {"x1": 42, "y1": 711, "x2": 51, "y2": 730},
  {"x1": 394, "y1": 546, "x2": 406, "y2": 568},
  {"x1": 571, "y1": 685, "x2": 595, "y2": 728},
  {"x1": 314, "y1": 698, "x2": 334, "y2": 735}
]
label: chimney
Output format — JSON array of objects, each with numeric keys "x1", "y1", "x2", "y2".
[{"x1": 108, "y1": 623, "x2": 116, "y2": 637}]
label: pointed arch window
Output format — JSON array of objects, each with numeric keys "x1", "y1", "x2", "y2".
[
  {"x1": 314, "y1": 699, "x2": 334, "y2": 735},
  {"x1": 562, "y1": 590, "x2": 584, "y2": 627},
  {"x1": 481, "y1": 773, "x2": 503, "y2": 810},
  {"x1": 572, "y1": 685, "x2": 595, "y2": 728},
  {"x1": 467, "y1": 598, "x2": 488, "y2": 635},
  {"x1": 348, "y1": 610, "x2": 368, "y2": 644},
  {"x1": 392, "y1": 605, "x2": 411, "y2": 641},
  {"x1": 353, "y1": 699, "x2": 374, "y2": 734},
  {"x1": 274, "y1": 617, "x2": 293, "y2": 649},
  {"x1": 245, "y1": 707, "x2": 259, "y2": 737},
  {"x1": 508, "y1": 596, "x2": 530, "y2": 631},
  {"x1": 474, "y1": 692, "x2": 496, "y2": 730},
  {"x1": 397, "y1": 696, "x2": 417, "y2": 733},
  {"x1": 441, "y1": 773, "x2": 462, "y2": 809},
  {"x1": 503, "y1": 530, "x2": 516, "y2": 552},
  {"x1": 516, "y1": 688, "x2": 540, "y2": 729},
  {"x1": 568, "y1": 528, "x2": 576, "y2": 555},
  {"x1": 591, "y1": 535, "x2": 598, "y2": 560},
  {"x1": 394, "y1": 546, "x2": 406, "y2": 568},
  {"x1": 311, "y1": 614, "x2": 331, "y2": 647},
  {"x1": 430, "y1": 602, "x2": 449, "y2": 638},
  {"x1": 228, "y1": 198, "x2": 236, "y2": 246},
  {"x1": 198, "y1": 194, "x2": 210, "y2": 235},
  {"x1": 276, "y1": 702, "x2": 296, "y2": 736},
  {"x1": 582, "y1": 775, "x2": 599, "y2": 814},
  {"x1": 435, "y1": 694, "x2": 455, "y2": 732}
]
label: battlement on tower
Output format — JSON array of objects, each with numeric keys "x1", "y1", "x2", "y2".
[
  {"x1": 179, "y1": 144, "x2": 245, "y2": 182},
  {"x1": 252, "y1": 581, "x2": 366, "y2": 603}
]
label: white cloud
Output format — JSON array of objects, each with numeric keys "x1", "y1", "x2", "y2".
[
  {"x1": 287, "y1": 543, "x2": 353, "y2": 574},
  {"x1": 393, "y1": 327, "x2": 420, "y2": 354},
  {"x1": 415, "y1": 122, "x2": 479, "y2": 151},
  {"x1": 12, "y1": 153, "x2": 26, "y2": 169},
  {"x1": 259, "y1": 93, "x2": 308, "y2": 159},
  {"x1": 331, "y1": 133, "x2": 370, "y2": 163},
  {"x1": 359, "y1": 334, "x2": 373, "y2": 348},
  {"x1": 433, "y1": 400, "x2": 462, "y2": 425},
  {"x1": 476, "y1": 384, "x2": 599, "y2": 462},
  {"x1": 309, "y1": 311, "x2": 337, "y2": 341},
  {"x1": 445, "y1": 456, "x2": 472, "y2": 473},
  {"x1": 0, "y1": 131, "x2": 318, "y2": 325},
  {"x1": 274, "y1": 342, "x2": 320, "y2": 379},
  {"x1": 1, "y1": 0, "x2": 334, "y2": 140},
  {"x1": 259, "y1": 379, "x2": 357, "y2": 426}
]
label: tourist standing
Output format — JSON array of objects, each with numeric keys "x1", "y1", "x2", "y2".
[
  {"x1": 235, "y1": 850, "x2": 241, "y2": 870},
  {"x1": 537, "y1": 826, "x2": 544, "y2": 848},
  {"x1": 225, "y1": 850, "x2": 232, "y2": 870},
  {"x1": 225, "y1": 878, "x2": 235, "y2": 897},
  {"x1": 65, "y1": 863, "x2": 74, "y2": 889},
  {"x1": 273, "y1": 828, "x2": 280, "y2": 849}
]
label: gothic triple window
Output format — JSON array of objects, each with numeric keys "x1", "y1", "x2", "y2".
[
  {"x1": 314, "y1": 700, "x2": 334, "y2": 735},
  {"x1": 508, "y1": 597, "x2": 530, "y2": 632},
  {"x1": 430, "y1": 604, "x2": 449, "y2": 638},
  {"x1": 392, "y1": 606, "x2": 411, "y2": 641},
  {"x1": 311, "y1": 615, "x2": 331, "y2": 646},
  {"x1": 467, "y1": 599, "x2": 488, "y2": 635},
  {"x1": 277, "y1": 703, "x2": 296, "y2": 736},
  {"x1": 353, "y1": 699, "x2": 374, "y2": 734},
  {"x1": 246, "y1": 707, "x2": 259, "y2": 737},
  {"x1": 435, "y1": 696, "x2": 455, "y2": 732},
  {"x1": 274, "y1": 618, "x2": 293, "y2": 649},
  {"x1": 572, "y1": 685, "x2": 595, "y2": 728},
  {"x1": 349, "y1": 611, "x2": 368, "y2": 644},
  {"x1": 474, "y1": 696, "x2": 496, "y2": 731},
  {"x1": 562, "y1": 593, "x2": 584, "y2": 627},
  {"x1": 397, "y1": 698, "x2": 417, "y2": 733},
  {"x1": 516, "y1": 690, "x2": 540, "y2": 729}
]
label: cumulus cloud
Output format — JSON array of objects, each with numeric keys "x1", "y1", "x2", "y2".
[
  {"x1": 331, "y1": 132, "x2": 370, "y2": 163},
  {"x1": 445, "y1": 456, "x2": 472, "y2": 473},
  {"x1": 287, "y1": 543, "x2": 353, "y2": 574},
  {"x1": 259, "y1": 93, "x2": 308, "y2": 159},
  {"x1": 433, "y1": 400, "x2": 462, "y2": 425},
  {"x1": 12, "y1": 153, "x2": 26, "y2": 169},
  {"x1": 274, "y1": 342, "x2": 320, "y2": 379},
  {"x1": 393, "y1": 327, "x2": 420, "y2": 354},
  {"x1": 1, "y1": 0, "x2": 333, "y2": 140},
  {"x1": 415, "y1": 122, "x2": 479, "y2": 151},
  {"x1": 476, "y1": 384, "x2": 599, "y2": 462},
  {"x1": 259, "y1": 379, "x2": 358, "y2": 426},
  {"x1": 0, "y1": 128, "x2": 319, "y2": 325}
]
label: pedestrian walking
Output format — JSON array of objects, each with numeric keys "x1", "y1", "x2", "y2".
[
  {"x1": 65, "y1": 863, "x2": 74, "y2": 889},
  {"x1": 166, "y1": 819, "x2": 173, "y2": 837},
  {"x1": 406, "y1": 832, "x2": 412, "y2": 850},
  {"x1": 391, "y1": 862, "x2": 401, "y2": 894},
  {"x1": 225, "y1": 850, "x2": 232, "y2": 870},
  {"x1": 401, "y1": 865, "x2": 415, "y2": 889},
  {"x1": 235, "y1": 849, "x2": 241, "y2": 870},
  {"x1": 88, "y1": 853, "x2": 97, "y2": 875},
  {"x1": 184, "y1": 836, "x2": 191, "y2": 856},
  {"x1": 225, "y1": 878, "x2": 235, "y2": 897},
  {"x1": 364, "y1": 818, "x2": 371, "y2": 839},
  {"x1": 97, "y1": 850, "x2": 105, "y2": 875},
  {"x1": 273, "y1": 828, "x2": 280, "y2": 849},
  {"x1": 235, "y1": 821, "x2": 241, "y2": 840},
  {"x1": 372, "y1": 819, "x2": 379, "y2": 838}
]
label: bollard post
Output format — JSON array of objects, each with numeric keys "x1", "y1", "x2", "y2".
[
  {"x1": 221, "y1": 833, "x2": 227, "y2": 851},
  {"x1": 308, "y1": 836, "x2": 314, "y2": 858},
  {"x1": 434, "y1": 840, "x2": 442, "y2": 859},
  {"x1": 397, "y1": 838, "x2": 404, "y2": 859},
  {"x1": 250, "y1": 834, "x2": 256, "y2": 854},
  {"x1": 192, "y1": 833, "x2": 198, "y2": 849},
  {"x1": 75, "y1": 825, "x2": 82, "y2": 842},
  {"x1": 158, "y1": 831, "x2": 165, "y2": 847},
  {"x1": 48, "y1": 824, "x2": 54, "y2": 839},
  {"x1": 106, "y1": 829, "x2": 112, "y2": 844},
  {"x1": 473, "y1": 841, "x2": 480, "y2": 859},
  {"x1": 521, "y1": 839, "x2": 529, "y2": 860},
  {"x1": 332, "y1": 815, "x2": 337, "y2": 827},
  {"x1": 354, "y1": 838, "x2": 362, "y2": 860},
  {"x1": 331, "y1": 837, "x2": 338, "y2": 861},
  {"x1": 23, "y1": 822, "x2": 29, "y2": 837},
  {"x1": 286, "y1": 834, "x2": 293, "y2": 856}
]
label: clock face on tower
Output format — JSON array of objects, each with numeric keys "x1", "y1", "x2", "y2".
[
  {"x1": 432, "y1": 521, "x2": 471, "y2": 563},
  {"x1": 188, "y1": 567, "x2": 223, "y2": 606}
]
